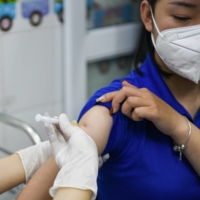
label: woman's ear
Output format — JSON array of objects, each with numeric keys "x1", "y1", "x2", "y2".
[{"x1": 140, "y1": 0, "x2": 153, "y2": 32}]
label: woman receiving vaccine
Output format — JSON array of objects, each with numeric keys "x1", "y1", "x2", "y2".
[
  {"x1": 76, "y1": 0, "x2": 200, "y2": 198},
  {"x1": 2, "y1": 0, "x2": 200, "y2": 199}
]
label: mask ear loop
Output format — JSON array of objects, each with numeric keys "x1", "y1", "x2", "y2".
[
  {"x1": 149, "y1": 7, "x2": 165, "y2": 60},
  {"x1": 151, "y1": 32, "x2": 157, "y2": 49},
  {"x1": 149, "y1": 7, "x2": 163, "y2": 37}
]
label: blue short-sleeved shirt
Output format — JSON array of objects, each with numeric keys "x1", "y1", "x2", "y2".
[{"x1": 78, "y1": 55, "x2": 200, "y2": 199}]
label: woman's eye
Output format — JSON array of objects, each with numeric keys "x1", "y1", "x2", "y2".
[{"x1": 173, "y1": 16, "x2": 191, "y2": 21}]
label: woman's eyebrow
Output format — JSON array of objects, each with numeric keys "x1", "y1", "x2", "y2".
[{"x1": 168, "y1": 1, "x2": 196, "y2": 8}]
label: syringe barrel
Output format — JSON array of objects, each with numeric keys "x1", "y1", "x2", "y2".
[
  {"x1": 35, "y1": 113, "x2": 78, "y2": 126},
  {"x1": 40, "y1": 116, "x2": 59, "y2": 124}
]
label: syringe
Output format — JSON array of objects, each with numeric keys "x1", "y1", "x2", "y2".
[
  {"x1": 35, "y1": 112, "x2": 58, "y2": 127},
  {"x1": 35, "y1": 112, "x2": 78, "y2": 127}
]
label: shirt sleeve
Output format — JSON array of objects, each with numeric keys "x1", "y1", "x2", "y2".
[
  {"x1": 77, "y1": 72, "x2": 139, "y2": 155},
  {"x1": 77, "y1": 79, "x2": 123, "y2": 155}
]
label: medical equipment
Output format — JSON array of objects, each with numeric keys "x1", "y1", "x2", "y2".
[
  {"x1": 35, "y1": 112, "x2": 78, "y2": 127},
  {"x1": 150, "y1": 7, "x2": 200, "y2": 84},
  {"x1": 16, "y1": 141, "x2": 52, "y2": 183},
  {"x1": 35, "y1": 112, "x2": 59, "y2": 127}
]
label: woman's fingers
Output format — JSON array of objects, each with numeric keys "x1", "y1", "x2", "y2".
[
  {"x1": 131, "y1": 109, "x2": 144, "y2": 121},
  {"x1": 96, "y1": 80, "x2": 144, "y2": 114},
  {"x1": 111, "y1": 86, "x2": 143, "y2": 113},
  {"x1": 122, "y1": 80, "x2": 135, "y2": 87},
  {"x1": 96, "y1": 91, "x2": 118, "y2": 103},
  {"x1": 96, "y1": 81, "x2": 135, "y2": 103},
  {"x1": 96, "y1": 86, "x2": 143, "y2": 113},
  {"x1": 121, "y1": 96, "x2": 145, "y2": 121}
]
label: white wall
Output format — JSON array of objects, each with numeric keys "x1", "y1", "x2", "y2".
[{"x1": 0, "y1": 0, "x2": 63, "y2": 154}]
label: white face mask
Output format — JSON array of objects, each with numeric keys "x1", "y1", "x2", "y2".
[{"x1": 150, "y1": 9, "x2": 200, "y2": 84}]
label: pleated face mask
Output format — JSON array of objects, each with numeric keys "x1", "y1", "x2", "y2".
[{"x1": 150, "y1": 8, "x2": 200, "y2": 84}]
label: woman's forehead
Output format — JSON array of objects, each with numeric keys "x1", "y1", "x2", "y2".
[
  {"x1": 154, "y1": 0, "x2": 200, "y2": 12},
  {"x1": 156, "y1": 0, "x2": 200, "y2": 7}
]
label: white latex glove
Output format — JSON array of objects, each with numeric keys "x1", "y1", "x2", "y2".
[
  {"x1": 16, "y1": 141, "x2": 52, "y2": 183},
  {"x1": 16, "y1": 123, "x2": 108, "y2": 185},
  {"x1": 45, "y1": 113, "x2": 99, "y2": 200}
]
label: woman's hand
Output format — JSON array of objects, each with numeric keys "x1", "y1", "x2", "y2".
[{"x1": 97, "y1": 81, "x2": 187, "y2": 138}]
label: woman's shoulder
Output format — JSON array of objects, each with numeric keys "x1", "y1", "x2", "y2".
[
  {"x1": 78, "y1": 70, "x2": 138, "y2": 121},
  {"x1": 95, "y1": 70, "x2": 139, "y2": 96}
]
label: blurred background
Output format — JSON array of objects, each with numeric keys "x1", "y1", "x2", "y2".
[{"x1": 0, "y1": 0, "x2": 142, "y2": 198}]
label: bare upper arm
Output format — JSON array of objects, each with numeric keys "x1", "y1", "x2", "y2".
[
  {"x1": 16, "y1": 156, "x2": 58, "y2": 200},
  {"x1": 78, "y1": 105, "x2": 113, "y2": 156}
]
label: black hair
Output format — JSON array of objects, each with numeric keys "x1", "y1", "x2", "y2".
[{"x1": 133, "y1": 0, "x2": 172, "y2": 77}]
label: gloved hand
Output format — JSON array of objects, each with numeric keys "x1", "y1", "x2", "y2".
[
  {"x1": 16, "y1": 122, "x2": 109, "y2": 185},
  {"x1": 16, "y1": 140, "x2": 52, "y2": 183},
  {"x1": 45, "y1": 113, "x2": 99, "y2": 200}
]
